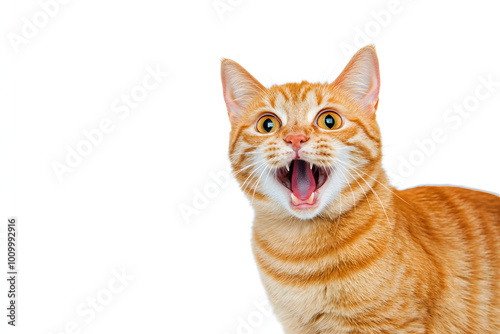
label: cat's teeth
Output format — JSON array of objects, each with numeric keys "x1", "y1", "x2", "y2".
[
  {"x1": 286, "y1": 163, "x2": 290, "y2": 172},
  {"x1": 291, "y1": 192, "x2": 315, "y2": 205},
  {"x1": 306, "y1": 192, "x2": 315, "y2": 204},
  {"x1": 310, "y1": 162, "x2": 313, "y2": 169}
]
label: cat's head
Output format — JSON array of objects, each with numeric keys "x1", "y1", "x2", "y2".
[{"x1": 221, "y1": 46, "x2": 382, "y2": 220}]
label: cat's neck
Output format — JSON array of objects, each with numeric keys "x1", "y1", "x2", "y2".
[{"x1": 252, "y1": 169, "x2": 397, "y2": 264}]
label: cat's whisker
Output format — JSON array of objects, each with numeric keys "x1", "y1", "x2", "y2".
[
  {"x1": 333, "y1": 162, "x2": 357, "y2": 213},
  {"x1": 243, "y1": 161, "x2": 274, "y2": 195},
  {"x1": 335, "y1": 161, "x2": 372, "y2": 211},
  {"x1": 251, "y1": 164, "x2": 270, "y2": 204},
  {"x1": 335, "y1": 162, "x2": 373, "y2": 212},
  {"x1": 337, "y1": 172, "x2": 343, "y2": 226},
  {"x1": 240, "y1": 162, "x2": 267, "y2": 194},
  {"x1": 241, "y1": 170, "x2": 262, "y2": 196},
  {"x1": 348, "y1": 166, "x2": 391, "y2": 226},
  {"x1": 229, "y1": 152, "x2": 263, "y2": 165},
  {"x1": 228, "y1": 150, "x2": 263, "y2": 158},
  {"x1": 321, "y1": 164, "x2": 343, "y2": 237},
  {"x1": 232, "y1": 160, "x2": 266, "y2": 177},
  {"x1": 350, "y1": 167, "x2": 412, "y2": 207},
  {"x1": 263, "y1": 161, "x2": 275, "y2": 183}
]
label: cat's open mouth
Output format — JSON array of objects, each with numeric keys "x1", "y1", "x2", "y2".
[{"x1": 276, "y1": 159, "x2": 330, "y2": 207}]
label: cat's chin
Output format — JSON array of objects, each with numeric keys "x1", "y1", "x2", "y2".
[{"x1": 284, "y1": 188, "x2": 328, "y2": 219}]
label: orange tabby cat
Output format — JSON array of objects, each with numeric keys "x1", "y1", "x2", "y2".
[{"x1": 220, "y1": 45, "x2": 500, "y2": 333}]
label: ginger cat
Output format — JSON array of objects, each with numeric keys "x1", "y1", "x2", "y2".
[{"x1": 220, "y1": 45, "x2": 500, "y2": 333}]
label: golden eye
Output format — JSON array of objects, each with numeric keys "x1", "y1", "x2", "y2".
[
  {"x1": 316, "y1": 110, "x2": 342, "y2": 130},
  {"x1": 256, "y1": 114, "x2": 280, "y2": 134}
]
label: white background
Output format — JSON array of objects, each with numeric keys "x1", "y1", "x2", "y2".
[{"x1": 1, "y1": 0, "x2": 500, "y2": 333}]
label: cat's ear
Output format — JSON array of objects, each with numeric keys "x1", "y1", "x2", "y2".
[
  {"x1": 221, "y1": 59, "x2": 266, "y2": 126},
  {"x1": 332, "y1": 45, "x2": 380, "y2": 114}
]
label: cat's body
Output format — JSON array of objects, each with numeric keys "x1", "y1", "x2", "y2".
[
  {"x1": 254, "y1": 185, "x2": 500, "y2": 333},
  {"x1": 221, "y1": 46, "x2": 500, "y2": 333}
]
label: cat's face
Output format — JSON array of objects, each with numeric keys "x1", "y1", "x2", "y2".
[{"x1": 222, "y1": 46, "x2": 382, "y2": 219}]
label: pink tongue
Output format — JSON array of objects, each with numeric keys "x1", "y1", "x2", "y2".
[{"x1": 291, "y1": 160, "x2": 316, "y2": 200}]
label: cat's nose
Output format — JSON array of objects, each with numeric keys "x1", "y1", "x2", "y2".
[{"x1": 284, "y1": 133, "x2": 309, "y2": 152}]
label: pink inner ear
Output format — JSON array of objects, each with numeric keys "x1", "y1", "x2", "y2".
[
  {"x1": 333, "y1": 46, "x2": 381, "y2": 114},
  {"x1": 221, "y1": 59, "x2": 265, "y2": 126},
  {"x1": 221, "y1": 73, "x2": 242, "y2": 124},
  {"x1": 361, "y1": 78, "x2": 380, "y2": 111},
  {"x1": 224, "y1": 90, "x2": 239, "y2": 111},
  {"x1": 223, "y1": 90, "x2": 245, "y2": 125},
  {"x1": 225, "y1": 100, "x2": 241, "y2": 123}
]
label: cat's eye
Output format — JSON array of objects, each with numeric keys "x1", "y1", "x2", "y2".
[
  {"x1": 316, "y1": 110, "x2": 342, "y2": 130},
  {"x1": 256, "y1": 114, "x2": 280, "y2": 134}
]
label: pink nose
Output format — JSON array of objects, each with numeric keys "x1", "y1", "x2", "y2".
[{"x1": 284, "y1": 134, "x2": 309, "y2": 152}]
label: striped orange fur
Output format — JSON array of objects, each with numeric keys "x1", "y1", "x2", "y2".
[{"x1": 220, "y1": 45, "x2": 500, "y2": 333}]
